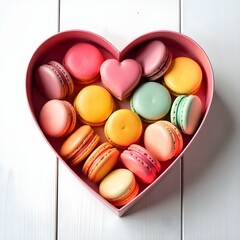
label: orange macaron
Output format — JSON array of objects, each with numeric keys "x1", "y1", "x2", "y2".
[
  {"x1": 60, "y1": 125, "x2": 100, "y2": 166},
  {"x1": 104, "y1": 109, "x2": 143, "y2": 149},
  {"x1": 99, "y1": 168, "x2": 139, "y2": 207},
  {"x1": 82, "y1": 142, "x2": 120, "y2": 183},
  {"x1": 74, "y1": 85, "x2": 115, "y2": 126}
]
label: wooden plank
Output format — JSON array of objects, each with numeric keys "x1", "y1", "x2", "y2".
[
  {"x1": 182, "y1": 0, "x2": 240, "y2": 239},
  {"x1": 58, "y1": 0, "x2": 182, "y2": 239},
  {"x1": 0, "y1": 0, "x2": 58, "y2": 239}
]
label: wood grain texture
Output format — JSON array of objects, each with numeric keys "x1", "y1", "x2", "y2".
[
  {"x1": 182, "y1": 0, "x2": 240, "y2": 239},
  {"x1": 58, "y1": 0, "x2": 182, "y2": 239},
  {"x1": 0, "y1": 0, "x2": 58, "y2": 239}
]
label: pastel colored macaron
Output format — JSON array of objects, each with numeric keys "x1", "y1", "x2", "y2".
[
  {"x1": 121, "y1": 144, "x2": 161, "y2": 184},
  {"x1": 135, "y1": 40, "x2": 172, "y2": 80},
  {"x1": 60, "y1": 125, "x2": 100, "y2": 166},
  {"x1": 163, "y1": 57, "x2": 202, "y2": 95},
  {"x1": 144, "y1": 120, "x2": 183, "y2": 161},
  {"x1": 82, "y1": 142, "x2": 120, "y2": 183},
  {"x1": 100, "y1": 59, "x2": 142, "y2": 100},
  {"x1": 171, "y1": 95, "x2": 203, "y2": 135},
  {"x1": 39, "y1": 99, "x2": 76, "y2": 137},
  {"x1": 35, "y1": 61, "x2": 74, "y2": 99},
  {"x1": 64, "y1": 43, "x2": 104, "y2": 84},
  {"x1": 104, "y1": 109, "x2": 143, "y2": 149},
  {"x1": 99, "y1": 168, "x2": 139, "y2": 207},
  {"x1": 130, "y1": 82, "x2": 172, "y2": 122},
  {"x1": 74, "y1": 85, "x2": 115, "y2": 126}
]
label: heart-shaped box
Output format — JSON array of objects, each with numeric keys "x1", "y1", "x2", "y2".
[{"x1": 26, "y1": 30, "x2": 214, "y2": 217}]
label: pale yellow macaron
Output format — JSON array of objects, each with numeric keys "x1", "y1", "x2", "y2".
[
  {"x1": 74, "y1": 85, "x2": 115, "y2": 126},
  {"x1": 104, "y1": 109, "x2": 143, "y2": 149},
  {"x1": 163, "y1": 57, "x2": 202, "y2": 95}
]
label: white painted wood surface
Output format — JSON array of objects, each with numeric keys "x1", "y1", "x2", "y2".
[{"x1": 1, "y1": 0, "x2": 240, "y2": 239}]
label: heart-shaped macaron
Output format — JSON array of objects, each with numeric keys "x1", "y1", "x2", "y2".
[
  {"x1": 100, "y1": 59, "x2": 142, "y2": 100},
  {"x1": 26, "y1": 30, "x2": 214, "y2": 216}
]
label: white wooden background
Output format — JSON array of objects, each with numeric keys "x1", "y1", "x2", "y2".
[{"x1": 0, "y1": 0, "x2": 239, "y2": 239}]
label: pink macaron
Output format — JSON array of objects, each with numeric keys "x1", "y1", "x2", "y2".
[
  {"x1": 135, "y1": 40, "x2": 172, "y2": 80},
  {"x1": 64, "y1": 43, "x2": 104, "y2": 84},
  {"x1": 100, "y1": 59, "x2": 142, "y2": 100},
  {"x1": 144, "y1": 120, "x2": 183, "y2": 161},
  {"x1": 120, "y1": 144, "x2": 161, "y2": 184},
  {"x1": 39, "y1": 99, "x2": 76, "y2": 138},
  {"x1": 35, "y1": 61, "x2": 74, "y2": 99}
]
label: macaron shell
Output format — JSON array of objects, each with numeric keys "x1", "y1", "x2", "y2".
[
  {"x1": 64, "y1": 43, "x2": 104, "y2": 83},
  {"x1": 178, "y1": 95, "x2": 203, "y2": 135},
  {"x1": 39, "y1": 100, "x2": 74, "y2": 137},
  {"x1": 144, "y1": 121, "x2": 177, "y2": 161},
  {"x1": 74, "y1": 85, "x2": 114, "y2": 126},
  {"x1": 104, "y1": 109, "x2": 143, "y2": 149},
  {"x1": 163, "y1": 57, "x2": 202, "y2": 95},
  {"x1": 170, "y1": 95, "x2": 186, "y2": 126},
  {"x1": 131, "y1": 82, "x2": 172, "y2": 122},
  {"x1": 99, "y1": 168, "x2": 138, "y2": 205}
]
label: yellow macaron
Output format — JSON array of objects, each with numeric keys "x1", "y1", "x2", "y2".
[
  {"x1": 163, "y1": 57, "x2": 202, "y2": 95},
  {"x1": 74, "y1": 85, "x2": 115, "y2": 126},
  {"x1": 104, "y1": 109, "x2": 143, "y2": 149}
]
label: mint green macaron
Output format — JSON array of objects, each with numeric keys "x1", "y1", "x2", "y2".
[
  {"x1": 170, "y1": 95, "x2": 202, "y2": 135},
  {"x1": 130, "y1": 82, "x2": 172, "y2": 122}
]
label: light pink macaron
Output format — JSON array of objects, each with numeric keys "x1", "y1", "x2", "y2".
[
  {"x1": 35, "y1": 61, "x2": 74, "y2": 99},
  {"x1": 120, "y1": 144, "x2": 161, "y2": 184},
  {"x1": 135, "y1": 40, "x2": 172, "y2": 80},
  {"x1": 144, "y1": 120, "x2": 183, "y2": 161},
  {"x1": 39, "y1": 99, "x2": 76, "y2": 138}
]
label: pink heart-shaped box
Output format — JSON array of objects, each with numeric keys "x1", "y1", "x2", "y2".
[{"x1": 26, "y1": 30, "x2": 214, "y2": 217}]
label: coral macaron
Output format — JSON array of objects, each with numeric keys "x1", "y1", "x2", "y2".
[
  {"x1": 60, "y1": 125, "x2": 100, "y2": 166},
  {"x1": 104, "y1": 109, "x2": 143, "y2": 149},
  {"x1": 135, "y1": 40, "x2": 172, "y2": 80},
  {"x1": 144, "y1": 120, "x2": 183, "y2": 161},
  {"x1": 99, "y1": 168, "x2": 139, "y2": 207},
  {"x1": 121, "y1": 144, "x2": 161, "y2": 184},
  {"x1": 35, "y1": 61, "x2": 74, "y2": 99},
  {"x1": 82, "y1": 142, "x2": 120, "y2": 183},
  {"x1": 74, "y1": 85, "x2": 115, "y2": 126},
  {"x1": 64, "y1": 43, "x2": 104, "y2": 84},
  {"x1": 39, "y1": 99, "x2": 76, "y2": 137}
]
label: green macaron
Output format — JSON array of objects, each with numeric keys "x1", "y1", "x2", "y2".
[
  {"x1": 130, "y1": 82, "x2": 172, "y2": 122},
  {"x1": 170, "y1": 95, "x2": 202, "y2": 135}
]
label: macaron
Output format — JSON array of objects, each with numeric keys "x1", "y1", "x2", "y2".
[
  {"x1": 130, "y1": 82, "x2": 172, "y2": 122},
  {"x1": 64, "y1": 43, "x2": 104, "y2": 84},
  {"x1": 99, "y1": 168, "x2": 139, "y2": 207},
  {"x1": 35, "y1": 61, "x2": 74, "y2": 99},
  {"x1": 135, "y1": 40, "x2": 172, "y2": 80},
  {"x1": 144, "y1": 120, "x2": 183, "y2": 161},
  {"x1": 121, "y1": 144, "x2": 161, "y2": 184},
  {"x1": 104, "y1": 109, "x2": 143, "y2": 149},
  {"x1": 39, "y1": 99, "x2": 76, "y2": 137},
  {"x1": 100, "y1": 59, "x2": 142, "y2": 100},
  {"x1": 163, "y1": 57, "x2": 202, "y2": 95},
  {"x1": 60, "y1": 125, "x2": 100, "y2": 166},
  {"x1": 74, "y1": 85, "x2": 115, "y2": 126},
  {"x1": 82, "y1": 142, "x2": 120, "y2": 183},
  {"x1": 170, "y1": 95, "x2": 203, "y2": 135}
]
